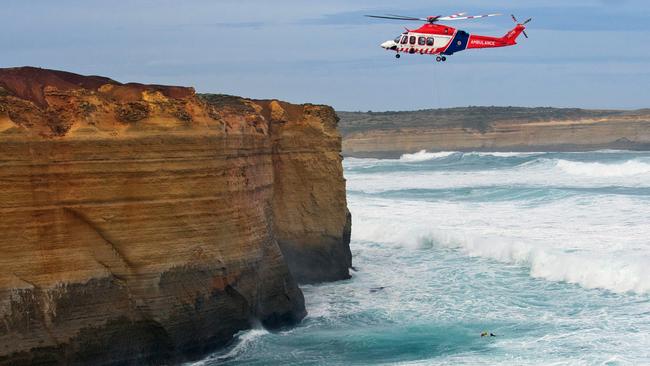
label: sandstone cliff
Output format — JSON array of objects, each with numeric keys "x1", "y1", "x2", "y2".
[
  {"x1": 339, "y1": 107, "x2": 650, "y2": 157},
  {"x1": 0, "y1": 67, "x2": 351, "y2": 365}
]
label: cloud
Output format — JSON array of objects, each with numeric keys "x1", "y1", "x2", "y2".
[{"x1": 1, "y1": 0, "x2": 649, "y2": 110}]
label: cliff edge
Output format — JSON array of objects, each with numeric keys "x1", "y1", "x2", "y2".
[{"x1": 0, "y1": 67, "x2": 351, "y2": 365}]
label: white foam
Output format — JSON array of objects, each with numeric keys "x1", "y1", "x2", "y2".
[
  {"x1": 399, "y1": 150, "x2": 457, "y2": 162},
  {"x1": 345, "y1": 156, "x2": 650, "y2": 194},
  {"x1": 434, "y1": 232, "x2": 650, "y2": 294},
  {"x1": 186, "y1": 327, "x2": 269, "y2": 365},
  {"x1": 556, "y1": 159, "x2": 650, "y2": 177},
  {"x1": 469, "y1": 152, "x2": 544, "y2": 158},
  {"x1": 349, "y1": 191, "x2": 650, "y2": 295},
  {"x1": 590, "y1": 149, "x2": 638, "y2": 154},
  {"x1": 346, "y1": 153, "x2": 650, "y2": 293}
]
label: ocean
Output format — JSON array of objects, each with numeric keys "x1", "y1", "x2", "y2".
[{"x1": 198, "y1": 151, "x2": 650, "y2": 365}]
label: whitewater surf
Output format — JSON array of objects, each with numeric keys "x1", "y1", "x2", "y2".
[{"x1": 199, "y1": 150, "x2": 650, "y2": 365}]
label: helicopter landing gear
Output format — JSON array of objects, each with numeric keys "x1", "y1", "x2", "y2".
[
  {"x1": 436, "y1": 56, "x2": 447, "y2": 62},
  {"x1": 395, "y1": 54, "x2": 401, "y2": 59}
]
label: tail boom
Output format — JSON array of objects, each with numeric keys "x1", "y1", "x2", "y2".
[{"x1": 466, "y1": 24, "x2": 526, "y2": 49}]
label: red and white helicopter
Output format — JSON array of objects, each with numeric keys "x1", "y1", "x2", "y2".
[{"x1": 366, "y1": 12, "x2": 532, "y2": 62}]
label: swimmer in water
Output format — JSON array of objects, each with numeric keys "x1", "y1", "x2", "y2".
[{"x1": 481, "y1": 331, "x2": 496, "y2": 337}]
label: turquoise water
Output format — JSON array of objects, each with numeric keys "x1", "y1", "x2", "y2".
[{"x1": 197, "y1": 151, "x2": 650, "y2": 365}]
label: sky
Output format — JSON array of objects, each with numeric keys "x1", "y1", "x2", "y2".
[{"x1": 2, "y1": 0, "x2": 649, "y2": 111}]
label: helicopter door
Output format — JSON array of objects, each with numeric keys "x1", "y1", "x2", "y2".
[{"x1": 426, "y1": 37, "x2": 435, "y2": 52}]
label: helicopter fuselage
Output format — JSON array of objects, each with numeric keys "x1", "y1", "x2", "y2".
[{"x1": 381, "y1": 23, "x2": 526, "y2": 60}]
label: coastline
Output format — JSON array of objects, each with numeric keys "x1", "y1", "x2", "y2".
[{"x1": 339, "y1": 107, "x2": 650, "y2": 158}]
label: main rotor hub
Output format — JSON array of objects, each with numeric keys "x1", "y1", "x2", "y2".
[{"x1": 426, "y1": 16, "x2": 440, "y2": 23}]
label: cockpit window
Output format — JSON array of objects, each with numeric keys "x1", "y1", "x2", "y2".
[
  {"x1": 394, "y1": 36, "x2": 401, "y2": 43},
  {"x1": 400, "y1": 36, "x2": 408, "y2": 44},
  {"x1": 426, "y1": 37, "x2": 435, "y2": 46},
  {"x1": 418, "y1": 36, "x2": 426, "y2": 45}
]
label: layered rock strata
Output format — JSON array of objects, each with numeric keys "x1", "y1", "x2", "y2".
[
  {"x1": 0, "y1": 67, "x2": 351, "y2": 365},
  {"x1": 339, "y1": 107, "x2": 650, "y2": 157}
]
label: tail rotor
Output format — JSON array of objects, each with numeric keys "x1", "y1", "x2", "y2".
[{"x1": 511, "y1": 14, "x2": 532, "y2": 38}]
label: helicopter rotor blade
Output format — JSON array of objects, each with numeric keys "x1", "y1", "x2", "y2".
[
  {"x1": 511, "y1": 14, "x2": 532, "y2": 26},
  {"x1": 523, "y1": 30, "x2": 529, "y2": 38},
  {"x1": 438, "y1": 13, "x2": 501, "y2": 21},
  {"x1": 385, "y1": 14, "x2": 428, "y2": 20},
  {"x1": 446, "y1": 12, "x2": 467, "y2": 19},
  {"x1": 366, "y1": 12, "x2": 502, "y2": 23},
  {"x1": 364, "y1": 14, "x2": 426, "y2": 21}
]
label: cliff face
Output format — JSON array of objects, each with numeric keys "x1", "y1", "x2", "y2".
[
  {"x1": 0, "y1": 67, "x2": 351, "y2": 365},
  {"x1": 261, "y1": 101, "x2": 352, "y2": 283},
  {"x1": 339, "y1": 107, "x2": 650, "y2": 157}
]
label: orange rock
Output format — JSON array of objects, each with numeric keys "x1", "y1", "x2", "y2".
[{"x1": 0, "y1": 67, "x2": 351, "y2": 365}]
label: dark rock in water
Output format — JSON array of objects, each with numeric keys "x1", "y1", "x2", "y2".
[{"x1": 370, "y1": 286, "x2": 387, "y2": 293}]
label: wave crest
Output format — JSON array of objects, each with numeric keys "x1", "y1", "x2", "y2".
[
  {"x1": 556, "y1": 159, "x2": 650, "y2": 177},
  {"x1": 399, "y1": 150, "x2": 457, "y2": 162},
  {"x1": 353, "y1": 218, "x2": 650, "y2": 295}
]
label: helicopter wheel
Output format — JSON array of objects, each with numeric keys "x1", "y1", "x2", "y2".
[
  {"x1": 436, "y1": 56, "x2": 442, "y2": 62},
  {"x1": 395, "y1": 54, "x2": 401, "y2": 59},
  {"x1": 441, "y1": 56, "x2": 447, "y2": 62}
]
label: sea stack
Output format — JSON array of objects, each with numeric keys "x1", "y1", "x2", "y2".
[{"x1": 0, "y1": 67, "x2": 351, "y2": 365}]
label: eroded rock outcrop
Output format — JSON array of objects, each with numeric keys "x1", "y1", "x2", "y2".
[{"x1": 0, "y1": 67, "x2": 351, "y2": 365}]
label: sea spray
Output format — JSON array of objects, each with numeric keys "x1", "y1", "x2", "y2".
[{"x1": 187, "y1": 327, "x2": 270, "y2": 366}]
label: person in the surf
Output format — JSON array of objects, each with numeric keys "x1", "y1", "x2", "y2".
[{"x1": 481, "y1": 331, "x2": 496, "y2": 337}]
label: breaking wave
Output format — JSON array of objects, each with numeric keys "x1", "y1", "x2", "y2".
[
  {"x1": 352, "y1": 214, "x2": 650, "y2": 295},
  {"x1": 187, "y1": 328, "x2": 269, "y2": 365},
  {"x1": 399, "y1": 150, "x2": 457, "y2": 162},
  {"x1": 468, "y1": 152, "x2": 544, "y2": 158},
  {"x1": 346, "y1": 151, "x2": 650, "y2": 295},
  {"x1": 556, "y1": 159, "x2": 650, "y2": 177}
]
